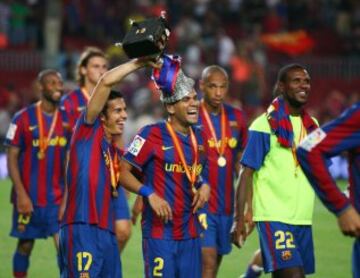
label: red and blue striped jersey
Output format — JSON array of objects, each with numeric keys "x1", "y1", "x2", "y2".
[
  {"x1": 5, "y1": 103, "x2": 70, "y2": 207},
  {"x1": 297, "y1": 102, "x2": 360, "y2": 215},
  {"x1": 198, "y1": 103, "x2": 247, "y2": 215},
  {"x1": 60, "y1": 88, "x2": 88, "y2": 128},
  {"x1": 123, "y1": 121, "x2": 208, "y2": 240},
  {"x1": 62, "y1": 113, "x2": 118, "y2": 232}
]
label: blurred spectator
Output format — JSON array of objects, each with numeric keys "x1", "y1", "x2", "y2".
[
  {"x1": 319, "y1": 89, "x2": 347, "y2": 124},
  {"x1": 262, "y1": 7, "x2": 284, "y2": 33},
  {"x1": 216, "y1": 28, "x2": 235, "y2": 69},
  {"x1": 0, "y1": 0, "x2": 10, "y2": 42},
  {"x1": 174, "y1": 12, "x2": 202, "y2": 53},
  {"x1": 229, "y1": 40, "x2": 266, "y2": 111},
  {"x1": 9, "y1": 0, "x2": 30, "y2": 46}
]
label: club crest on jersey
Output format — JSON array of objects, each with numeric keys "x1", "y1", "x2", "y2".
[
  {"x1": 128, "y1": 135, "x2": 146, "y2": 156},
  {"x1": 281, "y1": 250, "x2": 292, "y2": 261},
  {"x1": 6, "y1": 123, "x2": 17, "y2": 140},
  {"x1": 298, "y1": 128, "x2": 326, "y2": 151},
  {"x1": 228, "y1": 137, "x2": 237, "y2": 148}
]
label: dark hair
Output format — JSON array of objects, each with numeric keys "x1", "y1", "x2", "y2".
[
  {"x1": 277, "y1": 64, "x2": 307, "y2": 83},
  {"x1": 101, "y1": 90, "x2": 124, "y2": 114},
  {"x1": 37, "y1": 69, "x2": 60, "y2": 84},
  {"x1": 76, "y1": 47, "x2": 107, "y2": 86}
]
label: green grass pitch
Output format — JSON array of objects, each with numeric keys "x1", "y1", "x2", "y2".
[{"x1": 0, "y1": 179, "x2": 353, "y2": 277}]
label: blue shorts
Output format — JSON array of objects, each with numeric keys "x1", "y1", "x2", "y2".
[
  {"x1": 256, "y1": 221, "x2": 315, "y2": 274},
  {"x1": 10, "y1": 205, "x2": 59, "y2": 239},
  {"x1": 142, "y1": 237, "x2": 201, "y2": 278},
  {"x1": 198, "y1": 212, "x2": 233, "y2": 255},
  {"x1": 113, "y1": 187, "x2": 130, "y2": 220},
  {"x1": 59, "y1": 223, "x2": 121, "y2": 278},
  {"x1": 353, "y1": 238, "x2": 360, "y2": 278}
]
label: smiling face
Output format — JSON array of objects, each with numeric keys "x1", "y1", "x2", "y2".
[
  {"x1": 166, "y1": 89, "x2": 200, "y2": 132},
  {"x1": 101, "y1": 97, "x2": 128, "y2": 136},
  {"x1": 279, "y1": 67, "x2": 311, "y2": 108},
  {"x1": 200, "y1": 68, "x2": 228, "y2": 112},
  {"x1": 41, "y1": 72, "x2": 64, "y2": 104}
]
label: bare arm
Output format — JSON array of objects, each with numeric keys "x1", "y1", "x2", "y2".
[
  {"x1": 119, "y1": 160, "x2": 173, "y2": 222},
  {"x1": 232, "y1": 165, "x2": 254, "y2": 247},
  {"x1": 7, "y1": 146, "x2": 33, "y2": 214},
  {"x1": 244, "y1": 179, "x2": 255, "y2": 235},
  {"x1": 131, "y1": 195, "x2": 143, "y2": 225},
  {"x1": 234, "y1": 151, "x2": 243, "y2": 180},
  {"x1": 86, "y1": 58, "x2": 158, "y2": 124}
]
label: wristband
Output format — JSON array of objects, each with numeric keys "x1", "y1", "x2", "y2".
[{"x1": 138, "y1": 185, "x2": 154, "y2": 197}]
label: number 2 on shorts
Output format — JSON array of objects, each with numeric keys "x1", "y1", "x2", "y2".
[{"x1": 153, "y1": 257, "x2": 164, "y2": 277}]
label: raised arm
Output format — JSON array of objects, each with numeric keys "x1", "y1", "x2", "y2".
[{"x1": 85, "y1": 59, "x2": 146, "y2": 124}]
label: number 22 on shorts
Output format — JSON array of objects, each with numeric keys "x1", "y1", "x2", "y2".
[{"x1": 274, "y1": 230, "x2": 296, "y2": 249}]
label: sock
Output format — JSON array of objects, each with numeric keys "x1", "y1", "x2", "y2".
[
  {"x1": 244, "y1": 264, "x2": 263, "y2": 278},
  {"x1": 13, "y1": 251, "x2": 29, "y2": 278}
]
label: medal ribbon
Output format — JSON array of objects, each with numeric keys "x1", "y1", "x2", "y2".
[
  {"x1": 201, "y1": 102, "x2": 226, "y2": 157},
  {"x1": 107, "y1": 147, "x2": 120, "y2": 195},
  {"x1": 291, "y1": 120, "x2": 307, "y2": 174},
  {"x1": 36, "y1": 101, "x2": 59, "y2": 155},
  {"x1": 80, "y1": 87, "x2": 90, "y2": 101},
  {"x1": 165, "y1": 122, "x2": 198, "y2": 192}
]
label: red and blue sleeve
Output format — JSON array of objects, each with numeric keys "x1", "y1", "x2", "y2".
[{"x1": 297, "y1": 103, "x2": 360, "y2": 215}]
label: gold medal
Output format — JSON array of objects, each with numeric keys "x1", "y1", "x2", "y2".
[
  {"x1": 37, "y1": 151, "x2": 45, "y2": 160},
  {"x1": 201, "y1": 103, "x2": 229, "y2": 167},
  {"x1": 166, "y1": 122, "x2": 199, "y2": 195},
  {"x1": 36, "y1": 101, "x2": 59, "y2": 161},
  {"x1": 112, "y1": 189, "x2": 119, "y2": 198},
  {"x1": 217, "y1": 156, "x2": 226, "y2": 167},
  {"x1": 228, "y1": 137, "x2": 237, "y2": 148}
]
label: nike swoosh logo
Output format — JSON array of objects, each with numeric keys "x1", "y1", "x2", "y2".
[
  {"x1": 29, "y1": 125, "x2": 38, "y2": 131},
  {"x1": 161, "y1": 146, "x2": 174, "y2": 151},
  {"x1": 77, "y1": 106, "x2": 86, "y2": 112}
]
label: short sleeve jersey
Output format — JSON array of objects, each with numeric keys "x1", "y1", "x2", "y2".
[
  {"x1": 62, "y1": 112, "x2": 117, "y2": 232},
  {"x1": 123, "y1": 121, "x2": 207, "y2": 240},
  {"x1": 4, "y1": 103, "x2": 70, "y2": 207},
  {"x1": 60, "y1": 88, "x2": 88, "y2": 128},
  {"x1": 241, "y1": 113, "x2": 315, "y2": 225},
  {"x1": 198, "y1": 103, "x2": 247, "y2": 215}
]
